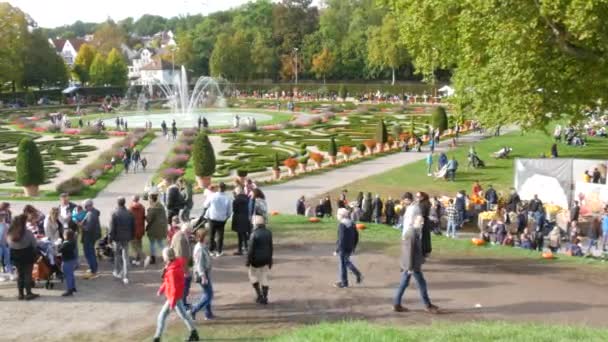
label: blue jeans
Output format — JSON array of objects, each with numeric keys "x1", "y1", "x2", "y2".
[
  {"x1": 183, "y1": 274, "x2": 192, "y2": 306},
  {"x1": 149, "y1": 238, "x2": 165, "y2": 257},
  {"x1": 393, "y1": 270, "x2": 431, "y2": 307},
  {"x1": 191, "y1": 271, "x2": 214, "y2": 318},
  {"x1": 338, "y1": 253, "x2": 361, "y2": 287},
  {"x1": 82, "y1": 239, "x2": 98, "y2": 274},
  {"x1": 0, "y1": 244, "x2": 12, "y2": 273},
  {"x1": 154, "y1": 299, "x2": 195, "y2": 338},
  {"x1": 447, "y1": 220, "x2": 457, "y2": 237},
  {"x1": 62, "y1": 259, "x2": 77, "y2": 291}
]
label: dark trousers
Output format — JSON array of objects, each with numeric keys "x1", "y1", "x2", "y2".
[
  {"x1": 237, "y1": 231, "x2": 250, "y2": 252},
  {"x1": 16, "y1": 262, "x2": 34, "y2": 295},
  {"x1": 338, "y1": 253, "x2": 361, "y2": 287},
  {"x1": 394, "y1": 270, "x2": 431, "y2": 307},
  {"x1": 209, "y1": 220, "x2": 226, "y2": 253}
]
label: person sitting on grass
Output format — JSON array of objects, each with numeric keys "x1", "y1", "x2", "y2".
[
  {"x1": 493, "y1": 220, "x2": 507, "y2": 245},
  {"x1": 503, "y1": 232, "x2": 514, "y2": 247},
  {"x1": 59, "y1": 229, "x2": 78, "y2": 297},
  {"x1": 153, "y1": 247, "x2": 199, "y2": 342},
  {"x1": 548, "y1": 225, "x2": 562, "y2": 253},
  {"x1": 568, "y1": 237, "x2": 584, "y2": 257},
  {"x1": 189, "y1": 228, "x2": 214, "y2": 321},
  {"x1": 519, "y1": 228, "x2": 534, "y2": 250}
]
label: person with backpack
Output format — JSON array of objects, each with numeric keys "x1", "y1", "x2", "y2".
[{"x1": 333, "y1": 208, "x2": 362, "y2": 288}]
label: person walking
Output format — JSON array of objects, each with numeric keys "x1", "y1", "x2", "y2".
[
  {"x1": 153, "y1": 247, "x2": 199, "y2": 342},
  {"x1": 204, "y1": 182, "x2": 233, "y2": 257},
  {"x1": 109, "y1": 197, "x2": 135, "y2": 285},
  {"x1": 445, "y1": 199, "x2": 458, "y2": 238},
  {"x1": 247, "y1": 215, "x2": 273, "y2": 305},
  {"x1": 171, "y1": 223, "x2": 193, "y2": 309},
  {"x1": 59, "y1": 229, "x2": 78, "y2": 297},
  {"x1": 393, "y1": 211, "x2": 439, "y2": 314},
  {"x1": 232, "y1": 187, "x2": 251, "y2": 255},
  {"x1": 166, "y1": 179, "x2": 185, "y2": 224},
  {"x1": 334, "y1": 208, "x2": 362, "y2": 288},
  {"x1": 179, "y1": 178, "x2": 194, "y2": 222},
  {"x1": 131, "y1": 148, "x2": 141, "y2": 173},
  {"x1": 129, "y1": 195, "x2": 146, "y2": 266},
  {"x1": 146, "y1": 191, "x2": 168, "y2": 266},
  {"x1": 7, "y1": 215, "x2": 39, "y2": 300},
  {"x1": 82, "y1": 199, "x2": 101, "y2": 279},
  {"x1": 426, "y1": 152, "x2": 433, "y2": 176},
  {"x1": 189, "y1": 229, "x2": 214, "y2": 320}
]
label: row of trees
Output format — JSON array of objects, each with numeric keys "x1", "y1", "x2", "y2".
[{"x1": 73, "y1": 44, "x2": 128, "y2": 86}]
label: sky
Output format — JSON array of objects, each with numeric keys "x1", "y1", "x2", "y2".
[{"x1": 7, "y1": 0, "x2": 253, "y2": 28}]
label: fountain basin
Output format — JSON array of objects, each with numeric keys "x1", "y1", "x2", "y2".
[{"x1": 102, "y1": 111, "x2": 273, "y2": 128}]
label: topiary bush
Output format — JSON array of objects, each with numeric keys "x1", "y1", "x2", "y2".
[
  {"x1": 192, "y1": 133, "x2": 216, "y2": 177},
  {"x1": 338, "y1": 84, "x2": 347, "y2": 100},
  {"x1": 328, "y1": 137, "x2": 338, "y2": 157},
  {"x1": 56, "y1": 177, "x2": 84, "y2": 195},
  {"x1": 237, "y1": 169, "x2": 248, "y2": 178},
  {"x1": 357, "y1": 143, "x2": 366, "y2": 155},
  {"x1": 432, "y1": 106, "x2": 448, "y2": 133},
  {"x1": 16, "y1": 138, "x2": 45, "y2": 187},
  {"x1": 376, "y1": 119, "x2": 388, "y2": 144},
  {"x1": 273, "y1": 153, "x2": 280, "y2": 171},
  {"x1": 392, "y1": 124, "x2": 403, "y2": 137}
]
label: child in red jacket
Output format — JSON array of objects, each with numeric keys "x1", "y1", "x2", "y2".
[{"x1": 153, "y1": 247, "x2": 199, "y2": 342}]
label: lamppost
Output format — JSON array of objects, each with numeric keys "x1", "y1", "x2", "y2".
[{"x1": 293, "y1": 47, "x2": 299, "y2": 85}]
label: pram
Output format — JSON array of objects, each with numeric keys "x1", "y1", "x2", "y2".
[
  {"x1": 33, "y1": 244, "x2": 63, "y2": 289},
  {"x1": 434, "y1": 165, "x2": 448, "y2": 179},
  {"x1": 96, "y1": 234, "x2": 115, "y2": 260},
  {"x1": 493, "y1": 147, "x2": 512, "y2": 159}
]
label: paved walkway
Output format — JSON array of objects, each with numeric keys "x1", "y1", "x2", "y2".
[
  {"x1": 259, "y1": 131, "x2": 502, "y2": 214},
  {"x1": 11, "y1": 133, "x2": 175, "y2": 224}
]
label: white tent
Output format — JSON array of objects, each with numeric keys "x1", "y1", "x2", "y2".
[{"x1": 438, "y1": 85, "x2": 455, "y2": 97}]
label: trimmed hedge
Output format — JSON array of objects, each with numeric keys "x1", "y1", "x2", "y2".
[
  {"x1": 16, "y1": 138, "x2": 45, "y2": 186},
  {"x1": 192, "y1": 133, "x2": 216, "y2": 177}
]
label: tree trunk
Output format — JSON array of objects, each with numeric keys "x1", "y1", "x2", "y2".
[
  {"x1": 391, "y1": 68, "x2": 395, "y2": 85},
  {"x1": 323, "y1": 76, "x2": 326, "y2": 84}
]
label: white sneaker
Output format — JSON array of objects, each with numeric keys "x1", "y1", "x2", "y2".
[
  {"x1": 217, "y1": 252, "x2": 224, "y2": 257},
  {"x1": 112, "y1": 271, "x2": 121, "y2": 279},
  {"x1": 123, "y1": 278, "x2": 129, "y2": 285},
  {"x1": 144, "y1": 256, "x2": 151, "y2": 268}
]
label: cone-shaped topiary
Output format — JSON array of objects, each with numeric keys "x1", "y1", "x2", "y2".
[
  {"x1": 16, "y1": 138, "x2": 45, "y2": 189},
  {"x1": 273, "y1": 152, "x2": 280, "y2": 171},
  {"x1": 376, "y1": 119, "x2": 388, "y2": 144},
  {"x1": 328, "y1": 137, "x2": 338, "y2": 157},
  {"x1": 432, "y1": 106, "x2": 448, "y2": 133},
  {"x1": 338, "y1": 84, "x2": 347, "y2": 100},
  {"x1": 192, "y1": 133, "x2": 216, "y2": 177}
]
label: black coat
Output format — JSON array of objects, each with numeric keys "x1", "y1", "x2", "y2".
[
  {"x1": 232, "y1": 194, "x2": 252, "y2": 233},
  {"x1": 322, "y1": 199, "x2": 332, "y2": 217},
  {"x1": 337, "y1": 221, "x2": 359, "y2": 255},
  {"x1": 385, "y1": 200, "x2": 395, "y2": 218},
  {"x1": 372, "y1": 198, "x2": 383, "y2": 218},
  {"x1": 485, "y1": 188, "x2": 498, "y2": 204},
  {"x1": 166, "y1": 186, "x2": 184, "y2": 213},
  {"x1": 247, "y1": 226, "x2": 273, "y2": 268},
  {"x1": 507, "y1": 194, "x2": 520, "y2": 212},
  {"x1": 296, "y1": 199, "x2": 306, "y2": 215}
]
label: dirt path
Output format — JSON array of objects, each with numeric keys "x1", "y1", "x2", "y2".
[{"x1": 2, "y1": 239, "x2": 607, "y2": 341}]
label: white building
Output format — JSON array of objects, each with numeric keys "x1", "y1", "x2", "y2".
[
  {"x1": 48, "y1": 38, "x2": 85, "y2": 66},
  {"x1": 128, "y1": 48, "x2": 155, "y2": 83},
  {"x1": 138, "y1": 57, "x2": 177, "y2": 85}
]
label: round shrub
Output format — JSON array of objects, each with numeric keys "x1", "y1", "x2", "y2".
[
  {"x1": 16, "y1": 138, "x2": 45, "y2": 186},
  {"x1": 56, "y1": 177, "x2": 84, "y2": 195},
  {"x1": 237, "y1": 170, "x2": 248, "y2": 178},
  {"x1": 192, "y1": 133, "x2": 216, "y2": 177},
  {"x1": 432, "y1": 106, "x2": 448, "y2": 133},
  {"x1": 357, "y1": 144, "x2": 366, "y2": 154}
]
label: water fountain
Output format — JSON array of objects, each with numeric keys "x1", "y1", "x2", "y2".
[{"x1": 106, "y1": 67, "x2": 272, "y2": 128}]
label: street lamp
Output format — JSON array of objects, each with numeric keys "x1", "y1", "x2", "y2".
[{"x1": 293, "y1": 47, "x2": 299, "y2": 85}]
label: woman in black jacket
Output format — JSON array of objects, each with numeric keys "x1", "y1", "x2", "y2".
[
  {"x1": 417, "y1": 192, "x2": 432, "y2": 256},
  {"x1": 8, "y1": 215, "x2": 39, "y2": 300},
  {"x1": 232, "y1": 187, "x2": 252, "y2": 255}
]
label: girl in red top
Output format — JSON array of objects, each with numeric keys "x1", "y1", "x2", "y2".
[{"x1": 153, "y1": 247, "x2": 199, "y2": 342}]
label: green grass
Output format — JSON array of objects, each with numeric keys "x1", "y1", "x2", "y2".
[
  {"x1": 272, "y1": 321, "x2": 608, "y2": 342},
  {"x1": 332, "y1": 131, "x2": 608, "y2": 200},
  {"x1": 265, "y1": 215, "x2": 607, "y2": 267}
]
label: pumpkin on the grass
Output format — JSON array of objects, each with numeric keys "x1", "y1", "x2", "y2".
[
  {"x1": 271, "y1": 211, "x2": 280, "y2": 216},
  {"x1": 356, "y1": 223, "x2": 366, "y2": 230},
  {"x1": 471, "y1": 238, "x2": 485, "y2": 246},
  {"x1": 309, "y1": 217, "x2": 321, "y2": 223},
  {"x1": 542, "y1": 251, "x2": 555, "y2": 259}
]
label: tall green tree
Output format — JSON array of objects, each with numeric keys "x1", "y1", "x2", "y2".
[
  {"x1": 272, "y1": 0, "x2": 319, "y2": 56},
  {"x1": 106, "y1": 48, "x2": 128, "y2": 86},
  {"x1": 0, "y1": 3, "x2": 30, "y2": 92},
  {"x1": 89, "y1": 52, "x2": 109, "y2": 86},
  {"x1": 367, "y1": 15, "x2": 409, "y2": 85},
  {"x1": 22, "y1": 29, "x2": 68, "y2": 89},
  {"x1": 72, "y1": 43, "x2": 96, "y2": 84},
  {"x1": 384, "y1": 0, "x2": 608, "y2": 129},
  {"x1": 250, "y1": 32, "x2": 277, "y2": 79},
  {"x1": 209, "y1": 31, "x2": 251, "y2": 81}
]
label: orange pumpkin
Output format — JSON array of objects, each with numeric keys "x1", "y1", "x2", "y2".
[
  {"x1": 471, "y1": 238, "x2": 485, "y2": 246},
  {"x1": 309, "y1": 217, "x2": 321, "y2": 223},
  {"x1": 356, "y1": 223, "x2": 366, "y2": 230},
  {"x1": 542, "y1": 251, "x2": 555, "y2": 259},
  {"x1": 271, "y1": 211, "x2": 280, "y2": 216}
]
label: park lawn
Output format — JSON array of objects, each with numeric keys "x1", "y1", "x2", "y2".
[
  {"x1": 271, "y1": 321, "x2": 608, "y2": 342},
  {"x1": 264, "y1": 215, "x2": 607, "y2": 268},
  {"x1": 331, "y1": 130, "x2": 608, "y2": 200}
]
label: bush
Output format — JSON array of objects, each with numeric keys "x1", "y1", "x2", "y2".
[
  {"x1": 328, "y1": 137, "x2": 338, "y2": 157},
  {"x1": 16, "y1": 138, "x2": 45, "y2": 186},
  {"x1": 56, "y1": 177, "x2": 84, "y2": 195},
  {"x1": 432, "y1": 106, "x2": 448, "y2": 133},
  {"x1": 79, "y1": 126, "x2": 102, "y2": 135},
  {"x1": 283, "y1": 157, "x2": 299, "y2": 170},
  {"x1": 376, "y1": 120, "x2": 388, "y2": 144},
  {"x1": 338, "y1": 84, "x2": 347, "y2": 100},
  {"x1": 392, "y1": 124, "x2": 403, "y2": 137},
  {"x1": 192, "y1": 133, "x2": 216, "y2": 177},
  {"x1": 237, "y1": 170, "x2": 248, "y2": 177},
  {"x1": 357, "y1": 144, "x2": 366, "y2": 154},
  {"x1": 309, "y1": 152, "x2": 325, "y2": 164}
]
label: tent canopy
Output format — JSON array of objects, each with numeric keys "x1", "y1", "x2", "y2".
[
  {"x1": 438, "y1": 85, "x2": 455, "y2": 96},
  {"x1": 62, "y1": 86, "x2": 80, "y2": 94}
]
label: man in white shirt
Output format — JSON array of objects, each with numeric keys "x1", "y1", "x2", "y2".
[
  {"x1": 204, "y1": 182, "x2": 233, "y2": 257},
  {"x1": 58, "y1": 193, "x2": 76, "y2": 229}
]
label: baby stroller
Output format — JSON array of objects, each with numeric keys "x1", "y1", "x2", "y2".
[
  {"x1": 96, "y1": 234, "x2": 115, "y2": 261},
  {"x1": 33, "y1": 245, "x2": 63, "y2": 290},
  {"x1": 493, "y1": 147, "x2": 512, "y2": 159}
]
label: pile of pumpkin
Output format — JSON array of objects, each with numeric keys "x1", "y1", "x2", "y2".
[
  {"x1": 543, "y1": 204, "x2": 564, "y2": 216},
  {"x1": 478, "y1": 211, "x2": 498, "y2": 220}
]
